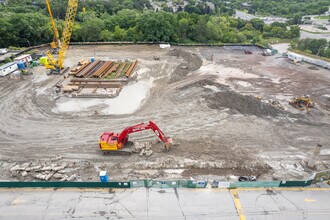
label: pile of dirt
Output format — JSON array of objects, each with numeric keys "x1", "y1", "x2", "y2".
[
  {"x1": 205, "y1": 90, "x2": 283, "y2": 117},
  {"x1": 169, "y1": 48, "x2": 203, "y2": 82}
]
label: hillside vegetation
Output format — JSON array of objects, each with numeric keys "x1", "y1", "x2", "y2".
[{"x1": 0, "y1": 0, "x2": 311, "y2": 47}]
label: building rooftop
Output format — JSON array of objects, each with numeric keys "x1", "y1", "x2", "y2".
[
  {"x1": 14, "y1": 54, "x2": 31, "y2": 60},
  {"x1": 0, "y1": 61, "x2": 16, "y2": 70}
]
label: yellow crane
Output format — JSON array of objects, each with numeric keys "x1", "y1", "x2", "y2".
[
  {"x1": 45, "y1": 0, "x2": 61, "y2": 53},
  {"x1": 45, "y1": 0, "x2": 78, "y2": 74}
]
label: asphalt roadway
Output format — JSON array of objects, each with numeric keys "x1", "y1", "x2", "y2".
[{"x1": 0, "y1": 187, "x2": 330, "y2": 219}]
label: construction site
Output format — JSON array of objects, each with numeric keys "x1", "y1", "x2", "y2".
[{"x1": 0, "y1": 42, "x2": 329, "y2": 183}]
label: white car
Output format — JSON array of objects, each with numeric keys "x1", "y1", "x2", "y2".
[{"x1": 0, "y1": 48, "x2": 8, "y2": 55}]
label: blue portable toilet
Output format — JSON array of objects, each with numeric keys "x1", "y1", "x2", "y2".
[
  {"x1": 91, "y1": 57, "x2": 95, "y2": 62},
  {"x1": 17, "y1": 61, "x2": 26, "y2": 70},
  {"x1": 99, "y1": 171, "x2": 108, "y2": 182}
]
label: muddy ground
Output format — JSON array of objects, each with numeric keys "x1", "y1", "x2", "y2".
[{"x1": 0, "y1": 44, "x2": 329, "y2": 182}]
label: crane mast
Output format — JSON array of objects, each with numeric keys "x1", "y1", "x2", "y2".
[
  {"x1": 45, "y1": 0, "x2": 61, "y2": 51},
  {"x1": 45, "y1": 0, "x2": 78, "y2": 74}
]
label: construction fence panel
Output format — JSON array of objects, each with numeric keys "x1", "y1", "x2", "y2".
[
  {"x1": 178, "y1": 180, "x2": 188, "y2": 188},
  {"x1": 187, "y1": 180, "x2": 207, "y2": 188},
  {"x1": 279, "y1": 180, "x2": 312, "y2": 187},
  {"x1": 130, "y1": 180, "x2": 147, "y2": 188},
  {"x1": 229, "y1": 181, "x2": 281, "y2": 188},
  {"x1": 147, "y1": 180, "x2": 179, "y2": 188},
  {"x1": 0, "y1": 181, "x2": 131, "y2": 188}
]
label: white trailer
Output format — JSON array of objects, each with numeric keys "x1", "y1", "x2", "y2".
[
  {"x1": 0, "y1": 62, "x2": 18, "y2": 76},
  {"x1": 14, "y1": 54, "x2": 32, "y2": 64},
  {"x1": 288, "y1": 52, "x2": 303, "y2": 62}
]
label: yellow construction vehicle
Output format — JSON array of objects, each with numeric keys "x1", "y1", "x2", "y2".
[
  {"x1": 45, "y1": 0, "x2": 78, "y2": 74},
  {"x1": 289, "y1": 95, "x2": 314, "y2": 111}
]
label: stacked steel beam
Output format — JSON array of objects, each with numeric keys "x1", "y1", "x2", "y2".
[
  {"x1": 74, "y1": 61, "x2": 91, "y2": 76},
  {"x1": 76, "y1": 60, "x2": 101, "y2": 78},
  {"x1": 92, "y1": 61, "x2": 113, "y2": 78},
  {"x1": 125, "y1": 60, "x2": 138, "y2": 77},
  {"x1": 99, "y1": 63, "x2": 119, "y2": 78},
  {"x1": 85, "y1": 61, "x2": 104, "y2": 78}
]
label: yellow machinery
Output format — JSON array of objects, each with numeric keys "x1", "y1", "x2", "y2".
[
  {"x1": 45, "y1": 0, "x2": 61, "y2": 53},
  {"x1": 289, "y1": 96, "x2": 314, "y2": 111},
  {"x1": 45, "y1": 0, "x2": 78, "y2": 74}
]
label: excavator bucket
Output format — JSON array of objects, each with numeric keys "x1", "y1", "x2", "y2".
[{"x1": 164, "y1": 138, "x2": 173, "y2": 152}]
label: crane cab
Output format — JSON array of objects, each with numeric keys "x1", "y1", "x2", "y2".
[{"x1": 99, "y1": 132, "x2": 123, "y2": 151}]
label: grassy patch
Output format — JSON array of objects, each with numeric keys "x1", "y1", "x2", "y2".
[
  {"x1": 263, "y1": 38, "x2": 291, "y2": 44},
  {"x1": 315, "y1": 15, "x2": 330, "y2": 20},
  {"x1": 301, "y1": 29, "x2": 330, "y2": 34}
]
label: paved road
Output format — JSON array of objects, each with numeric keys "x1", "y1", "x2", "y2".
[
  {"x1": 235, "y1": 10, "x2": 257, "y2": 21},
  {"x1": 0, "y1": 187, "x2": 329, "y2": 219},
  {"x1": 300, "y1": 31, "x2": 330, "y2": 40}
]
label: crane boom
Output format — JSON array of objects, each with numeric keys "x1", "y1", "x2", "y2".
[
  {"x1": 45, "y1": 0, "x2": 78, "y2": 73},
  {"x1": 58, "y1": 0, "x2": 78, "y2": 69},
  {"x1": 45, "y1": 0, "x2": 61, "y2": 50}
]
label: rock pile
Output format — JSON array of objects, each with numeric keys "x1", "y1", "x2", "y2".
[
  {"x1": 132, "y1": 142, "x2": 154, "y2": 157},
  {"x1": 10, "y1": 155, "x2": 77, "y2": 181}
]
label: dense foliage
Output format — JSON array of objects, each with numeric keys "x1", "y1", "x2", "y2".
[
  {"x1": 232, "y1": 0, "x2": 329, "y2": 17},
  {"x1": 0, "y1": 0, "x2": 303, "y2": 48},
  {"x1": 291, "y1": 39, "x2": 330, "y2": 58}
]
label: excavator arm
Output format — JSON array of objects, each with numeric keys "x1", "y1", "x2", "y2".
[{"x1": 117, "y1": 121, "x2": 172, "y2": 151}]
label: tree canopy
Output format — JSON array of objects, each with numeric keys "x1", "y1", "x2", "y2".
[{"x1": 0, "y1": 0, "x2": 304, "y2": 48}]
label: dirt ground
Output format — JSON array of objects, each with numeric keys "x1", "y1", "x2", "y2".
[{"x1": 0, "y1": 44, "x2": 329, "y2": 182}]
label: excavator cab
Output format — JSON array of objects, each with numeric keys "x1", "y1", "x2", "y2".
[{"x1": 99, "y1": 132, "x2": 122, "y2": 151}]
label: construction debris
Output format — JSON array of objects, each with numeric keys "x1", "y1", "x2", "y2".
[
  {"x1": 9, "y1": 156, "x2": 78, "y2": 182},
  {"x1": 67, "y1": 174, "x2": 77, "y2": 181},
  {"x1": 268, "y1": 100, "x2": 285, "y2": 110},
  {"x1": 133, "y1": 142, "x2": 154, "y2": 157}
]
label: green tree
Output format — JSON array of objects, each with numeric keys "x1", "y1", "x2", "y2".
[
  {"x1": 79, "y1": 18, "x2": 105, "y2": 42},
  {"x1": 250, "y1": 18, "x2": 264, "y2": 32},
  {"x1": 289, "y1": 26, "x2": 300, "y2": 38},
  {"x1": 137, "y1": 11, "x2": 176, "y2": 42},
  {"x1": 112, "y1": 26, "x2": 127, "y2": 40}
]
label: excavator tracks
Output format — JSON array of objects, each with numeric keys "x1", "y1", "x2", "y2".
[{"x1": 103, "y1": 150, "x2": 132, "y2": 155}]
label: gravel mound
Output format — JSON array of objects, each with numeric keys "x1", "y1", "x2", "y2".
[
  {"x1": 205, "y1": 90, "x2": 283, "y2": 117},
  {"x1": 169, "y1": 49, "x2": 203, "y2": 82}
]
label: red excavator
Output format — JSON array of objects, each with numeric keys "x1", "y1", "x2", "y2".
[{"x1": 99, "y1": 121, "x2": 172, "y2": 154}]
